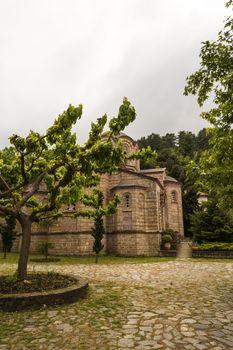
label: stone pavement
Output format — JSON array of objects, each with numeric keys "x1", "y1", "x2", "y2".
[{"x1": 1, "y1": 261, "x2": 233, "y2": 349}]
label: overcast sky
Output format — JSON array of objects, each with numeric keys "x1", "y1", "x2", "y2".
[{"x1": 0, "y1": 0, "x2": 230, "y2": 147}]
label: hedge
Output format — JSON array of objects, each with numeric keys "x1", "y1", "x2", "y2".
[{"x1": 196, "y1": 242, "x2": 233, "y2": 251}]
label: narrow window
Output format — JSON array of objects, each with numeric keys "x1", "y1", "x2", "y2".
[
  {"x1": 171, "y1": 191, "x2": 177, "y2": 203},
  {"x1": 160, "y1": 193, "x2": 165, "y2": 206},
  {"x1": 123, "y1": 193, "x2": 132, "y2": 209}
]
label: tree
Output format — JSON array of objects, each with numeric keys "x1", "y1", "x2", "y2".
[
  {"x1": 76, "y1": 189, "x2": 120, "y2": 263},
  {"x1": 191, "y1": 197, "x2": 233, "y2": 243},
  {"x1": 184, "y1": 1, "x2": 233, "y2": 209},
  {"x1": 178, "y1": 131, "x2": 196, "y2": 158},
  {"x1": 195, "y1": 129, "x2": 211, "y2": 153},
  {"x1": 37, "y1": 241, "x2": 55, "y2": 260},
  {"x1": 0, "y1": 215, "x2": 16, "y2": 258},
  {"x1": 0, "y1": 98, "x2": 152, "y2": 279}
]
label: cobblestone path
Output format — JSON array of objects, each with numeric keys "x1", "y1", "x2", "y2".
[{"x1": 1, "y1": 261, "x2": 233, "y2": 349}]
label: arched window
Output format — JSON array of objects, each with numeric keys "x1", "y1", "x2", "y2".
[
  {"x1": 171, "y1": 191, "x2": 177, "y2": 203},
  {"x1": 123, "y1": 192, "x2": 132, "y2": 209}
]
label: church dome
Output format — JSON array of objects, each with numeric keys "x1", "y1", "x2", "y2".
[
  {"x1": 119, "y1": 133, "x2": 140, "y2": 172},
  {"x1": 101, "y1": 132, "x2": 140, "y2": 172}
]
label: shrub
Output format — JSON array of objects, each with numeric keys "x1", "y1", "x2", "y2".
[
  {"x1": 0, "y1": 215, "x2": 16, "y2": 258},
  {"x1": 37, "y1": 241, "x2": 54, "y2": 260},
  {"x1": 197, "y1": 242, "x2": 233, "y2": 251},
  {"x1": 162, "y1": 234, "x2": 173, "y2": 243}
]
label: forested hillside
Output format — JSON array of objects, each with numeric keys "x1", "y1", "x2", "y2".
[{"x1": 137, "y1": 129, "x2": 211, "y2": 236}]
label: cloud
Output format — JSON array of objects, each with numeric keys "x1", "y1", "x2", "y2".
[{"x1": 0, "y1": 0, "x2": 230, "y2": 147}]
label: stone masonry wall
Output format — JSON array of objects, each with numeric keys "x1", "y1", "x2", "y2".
[
  {"x1": 27, "y1": 232, "x2": 101, "y2": 256},
  {"x1": 106, "y1": 232, "x2": 161, "y2": 256},
  {"x1": 10, "y1": 231, "x2": 161, "y2": 257},
  {"x1": 164, "y1": 181, "x2": 184, "y2": 235},
  {"x1": 107, "y1": 170, "x2": 161, "y2": 234}
]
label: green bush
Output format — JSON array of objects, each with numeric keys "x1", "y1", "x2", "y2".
[
  {"x1": 37, "y1": 241, "x2": 54, "y2": 260},
  {"x1": 162, "y1": 234, "x2": 173, "y2": 243},
  {"x1": 197, "y1": 242, "x2": 233, "y2": 251}
]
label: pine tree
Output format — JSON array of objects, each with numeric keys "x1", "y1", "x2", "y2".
[{"x1": 0, "y1": 215, "x2": 16, "y2": 258}]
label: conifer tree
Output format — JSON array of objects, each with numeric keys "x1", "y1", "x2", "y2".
[{"x1": 0, "y1": 215, "x2": 16, "y2": 258}]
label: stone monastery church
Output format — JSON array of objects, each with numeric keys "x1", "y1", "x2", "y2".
[{"x1": 27, "y1": 133, "x2": 184, "y2": 256}]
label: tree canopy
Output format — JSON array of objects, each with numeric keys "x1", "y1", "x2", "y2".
[
  {"x1": 184, "y1": 1, "x2": 232, "y2": 128},
  {"x1": 0, "y1": 98, "x2": 153, "y2": 279},
  {"x1": 190, "y1": 196, "x2": 233, "y2": 243},
  {"x1": 184, "y1": 1, "x2": 233, "y2": 209}
]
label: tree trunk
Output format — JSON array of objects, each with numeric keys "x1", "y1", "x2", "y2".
[
  {"x1": 3, "y1": 248, "x2": 6, "y2": 259},
  {"x1": 17, "y1": 216, "x2": 32, "y2": 280}
]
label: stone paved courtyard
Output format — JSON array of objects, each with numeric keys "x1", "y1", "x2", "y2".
[{"x1": 1, "y1": 261, "x2": 233, "y2": 349}]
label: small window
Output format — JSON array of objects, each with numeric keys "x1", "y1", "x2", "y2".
[
  {"x1": 160, "y1": 193, "x2": 165, "y2": 206},
  {"x1": 123, "y1": 192, "x2": 132, "y2": 209},
  {"x1": 171, "y1": 191, "x2": 177, "y2": 203}
]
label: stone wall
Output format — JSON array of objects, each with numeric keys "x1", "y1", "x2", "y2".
[
  {"x1": 108, "y1": 170, "x2": 161, "y2": 234},
  {"x1": 8, "y1": 231, "x2": 161, "y2": 257},
  {"x1": 106, "y1": 232, "x2": 161, "y2": 256},
  {"x1": 192, "y1": 250, "x2": 233, "y2": 259},
  {"x1": 164, "y1": 181, "x2": 184, "y2": 235},
  {"x1": 27, "y1": 232, "x2": 99, "y2": 255}
]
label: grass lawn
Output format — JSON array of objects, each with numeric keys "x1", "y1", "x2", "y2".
[
  {"x1": 1, "y1": 253, "x2": 233, "y2": 267},
  {"x1": 0, "y1": 253, "x2": 175, "y2": 266}
]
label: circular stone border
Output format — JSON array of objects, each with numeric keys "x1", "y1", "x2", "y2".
[
  {"x1": 0, "y1": 277, "x2": 88, "y2": 312},
  {"x1": 30, "y1": 258, "x2": 61, "y2": 263}
]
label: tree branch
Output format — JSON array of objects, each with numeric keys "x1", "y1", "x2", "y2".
[
  {"x1": 15, "y1": 172, "x2": 46, "y2": 210},
  {"x1": 48, "y1": 162, "x2": 65, "y2": 175},
  {"x1": 26, "y1": 150, "x2": 43, "y2": 173},
  {"x1": 31, "y1": 165, "x2": 76, "y2": 219},
  {"x1": 0, "y1": 174, "x2": 11, "y2": 190},
  {"x1": 0, "y1": 205, "x2": 18, "y2": 218},
  {"x1": 20, "y1": 153, "x2": 27, "y2": 183},
  {"x1": 0, "y1": 183, "x2": 24, "y2": 199}
]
